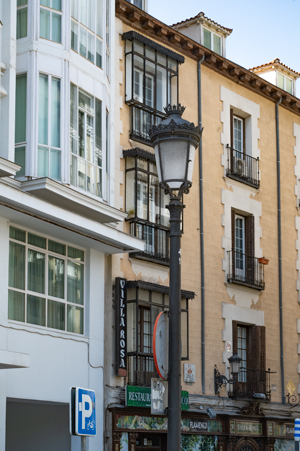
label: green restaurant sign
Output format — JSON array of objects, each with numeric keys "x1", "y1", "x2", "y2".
[{"x1": 126, "y1": 385, "x2": 189, "y2": 411}]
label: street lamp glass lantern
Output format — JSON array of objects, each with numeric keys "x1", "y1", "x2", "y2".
[
  {"x1": 150, "y1": 105, "x2": 202, "y2": 194},
  {"x1": 228, "y1": 352, "x2": 242, "y2": 375}
]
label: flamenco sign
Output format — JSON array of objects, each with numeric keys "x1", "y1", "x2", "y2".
[{"x1": 115, "y1": 278, "x2": 127, "y2": 376}]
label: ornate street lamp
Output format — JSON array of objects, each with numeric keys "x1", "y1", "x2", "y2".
[
  {"x1": 214, "y1": 353, "x2": 242, "y2": 394},
  {"x1": 149, "y1": 104, "x2": 202, "y2": 451}
]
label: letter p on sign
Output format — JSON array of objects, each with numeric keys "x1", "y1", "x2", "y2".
[{"x1": 75, "y1": 388, "x2": 96, "y2": 436}]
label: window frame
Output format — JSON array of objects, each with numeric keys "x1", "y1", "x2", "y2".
[
  {"x1": 203, "y1": 27, "x2": 222, "y2": 55},
  {"x1": 277, "y1": 71, "x2": 293, "y2": 95},
  {"x1": 71, "y1": 0, "x2": 104, "y2": 69},
  {"x1": 8, "y1": 225, "x2": 85, "y2": 335},
  {"x1": 39, "y1": 0, "x2": 62, "y2": 44}
]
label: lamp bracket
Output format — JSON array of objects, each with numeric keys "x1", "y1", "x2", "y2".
[{"x1": 214, "y1": 366, "x2": 235, "y2": 395}]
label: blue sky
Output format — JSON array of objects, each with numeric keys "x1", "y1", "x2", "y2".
[{"x1": 149, "y1": 0, "x2": 300, "y2": 95}]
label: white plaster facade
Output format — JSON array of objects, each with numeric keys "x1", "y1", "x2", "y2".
[{"x1": 0, "y1": 1, "x2": 143, "y2": 450}]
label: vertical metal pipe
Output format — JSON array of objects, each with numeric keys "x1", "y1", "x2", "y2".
[
  {"x1": 167, "y1": 196, "x2": 183, "y2": 451},
  {"x1": 276, "y1": 97, "x2": 285, "y2": 404},
  {"x1": 198, "y1": 56, "x2": 205, "y2": 394}
]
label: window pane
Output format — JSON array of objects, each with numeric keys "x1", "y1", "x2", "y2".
[
  {"x1": 145, "y1": 61, "x2": 155, "y2": 108},
  {"x1": 67, "y1": 305, "x2": 83, "y2": 334},
  {"x1": 52, "y1": 12, "x2": 62, "y2": 43},
  {"x1": 27, "y1": 295, "x2": 45, "y2": 326},
  {"x1": 213, "y1": 34, "x2": 221, "y2": 55},
  {"x1": 71, "y1": 21, "x2": 78, "y2": 51},
  {"x1": 78, "y1": 158, "x2": 86, "y2": 189},
  {"x1": 80, "y1": 27, "x2": 87, "y2": 58},
  {"x1": 40, "y1": 8, "x2": 51, "y2": 40},
  {"x1": 168, "y1": 72, "x2": 177, "y2": 105},
  {"x1": 68, "y1": 247, "x2": 84, "y2": 261},
  {"x1": 86, "y1": 115, "x2": 94, "y2": 162},
  {"x1": 15, "y1": 75, "x2": 27, "y2": 144},
  {"x1": 157, "y1": 53, "x2": 166, "y2": 66},
  {"x1": 203, "y1": 29, "x2": 211, "y2": 49},
  {"x1": 40, "y1": 0, "x2": 50, "y2": 6},
  {"x1": 51, "y1": 78, "x2": 60, "y2": 147},
  {"x1": 67, "y1": 261, "x2": 84, "y2": 305},
  {"x1": 28, "y1": 249, "x2": 45, "y2": 294},
  {"x1": 15, "y1": 147, "x2": 26, "y2": 177},
  {"x1": 18, "y1": 0, "x2": 28, "y2": 6},
  {"x1": 9, "y1": 242, "x2": 25, "y2": 290},
  {"x1": 127, "y1": 302, "x2": 136, "y2": 352},
  {"x1": 70, "y1": 84, "x2": 78, "y2": 154},
  {"x1": 277, "y1": 73, "x2": 284, "y2": 89},
  {"x1": 52, "y1": 0, "x2": 62, "y2": 11},
  {"x1": 137, "y1": 172, "x2": 148, "y2": 220},
  {"x1": 96, "y1": 0, "x2": 103, "y2": 37},
  {"x1": 96, "y1": 39, "x2": 103, "y2": 68},
  {"x1": 156, "y1": 66, "x2": 167, "y2": 112},
  {"x1": 126, "y1": 170, "x2": 135, "y2": 215},
  {"x1": 81, "y1": 0, "x2": 93, "y2": 31},
  {"x1": 86, "y1": 162, "x2": 94, "y2": 194},
  {"x1": 95, "y1": 99, "x2": 102, "y2": 166},
  {"x1": 28, "y1": 233, "x2": 46, "y2": 249},
  {"x1": 10, "y1": 226, "x2": 26, "y2": 242},
  {"x1": 48, "y1": 299, "x2": 65, "y2": 330},
  {"x1": 8, "y1": 290, "x2": 25, "y2": 322},
  {"x1": 38, "y1": 146, "x2": 49, "y2": 177},
  {"x1": 38, "y1": 74, "x2": 48, "y2": 145},
  {"x1": 48, "y1": 240, "x2": 66, "y2": 255},
  {"x1": 48, "y1": 256, "x2": 64, "y2": 298},
  {"x1": 50, "y1": 148, "x2": 61, "y2": 180},
  {"x1": 286, "y1": 78, "x2": 293, "y2": 94},
  {"x1": 79, "y1": 90, "x2": 93, "y2": 113},
  {"x1": 17, "y1": 8, "x2": 27, "y2": 39},
  {"x1": 95, "y1": 167, "x2": 102, "y2": 197},
  {"x1": 87, "y1": 31, "x2": 95, "y2": 63},
  {"x1": 71, "y1": 0, "x2": 78, "y2": 19}
]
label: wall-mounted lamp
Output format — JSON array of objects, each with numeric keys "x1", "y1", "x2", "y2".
[{"x1": 214, "y1": 353, "x2": 242, "y2": 395}]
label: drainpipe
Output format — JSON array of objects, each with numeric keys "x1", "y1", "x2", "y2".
[
  {"x1": 198, "y1": 55, "x2": 205, "y2": 394},
  {"x1": 276, "y1": 97, "x2": 285, "y2": 404}
]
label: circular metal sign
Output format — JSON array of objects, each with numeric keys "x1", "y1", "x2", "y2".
[{"x1": 153, "y1": 311, "x2": 169, "y2": 380}]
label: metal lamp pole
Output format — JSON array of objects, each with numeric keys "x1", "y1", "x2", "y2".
[{"x1": 149, "y1": 104, "x2": 202, "y2": 451}]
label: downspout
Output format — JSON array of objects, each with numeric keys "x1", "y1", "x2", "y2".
[
  {"x1": 276, "y1": 97, "x2": 285, "y2": 404},
  {"x1": 198, "y1": 56, "x2": 205, "y2": 394}
]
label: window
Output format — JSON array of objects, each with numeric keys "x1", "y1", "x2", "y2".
[
  {"x1": 127, "y1": 0, "x2": 144, "y2": 9},
  {"x1": 203, "y1": 28, "x2": 221, "y2": 55},
  {"x1": 231, "y1": 322, "x2": 267, "y2": 399},
  {"x1": 127, "y1": 281, "x2": 190, "y2": 386},
  {"x1": 70, "y1": 84, "x2": 103, "y2": 198},
  {"x1": 38, "y1": 74, "x2": 61, "y2": 180},
  {"x1": 124, "y1": 150, "x2": 170, "y2": 263},
  {"x1": 40, "y1": 0, "x2": 62, "y2": 43},
  {"x1": 228, "y1": 210, "x2": 264, "y2": 290},
  {"x1": 277, "y1": 72, "x2": 293, "y2": 95},
  {"x1": 124, "y1": 32, "x2": 182, "y2": 143},
  {"x1": 17, "y1": 0, "x2": 28, "y2": 39},
  {"x1": 8, "y1": 226, "x2": 84, "y2": 334},
  {"x1": 71, "y1": 0, "x2": 103, "y2": 69},
  {"x1": 15, "y1": 74, "x2": 27, "y2": 177},
  {"x1": 226, "y1": 109, "x2": 259, "y2": 188},
  {"x1": 106, "y1": 0, "x2": 110, "y2": 78}
]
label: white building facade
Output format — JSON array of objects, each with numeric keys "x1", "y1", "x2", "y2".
[{"x1": 0, "y1": 1, "x2": 143, "y2": 450}]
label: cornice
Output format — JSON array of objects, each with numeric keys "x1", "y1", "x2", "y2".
[{"x1": 116, "y1": 0, "x2": 300, "y2": 117}]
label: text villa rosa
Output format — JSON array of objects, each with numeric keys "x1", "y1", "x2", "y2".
[{"x1": 115, "y1": 278, "x2": 127, "y2": 377}]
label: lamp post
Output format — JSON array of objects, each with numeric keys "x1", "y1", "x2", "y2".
[
  {"x1": 149, "y1": 104, "x2": 202, "y2": 451},
  {"x1": 214, "y1": 353, "x2": 242, "y2": 395}
]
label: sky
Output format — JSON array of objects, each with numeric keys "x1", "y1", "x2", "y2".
[{"x1": 148, "y1": 0, "x2": 300, "y2": 95}]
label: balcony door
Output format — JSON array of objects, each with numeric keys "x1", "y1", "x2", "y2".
[
  {"x1": 235, "y1": 215, "x2": 245, "y2": 279},
  {"x1": 232, "y1": 210, "x2": 255, "y2": 284}
]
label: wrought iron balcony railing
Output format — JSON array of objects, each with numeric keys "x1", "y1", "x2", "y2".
[
  {"x1": 129, "y1": 106, "x2": 162, "y2": 144},
  {"x1": 227, "y1": 250, "x2": 265, "y2": 290},
  {"x1": 228, "y1": 367, "x2": 274, "y2": 401},
  {"x1": 129, "y1": 220, "x2": 170, "y2": 265},
  {"x1": 128, "y1": 354, "x2": 158, "y2": 387},
  {"x1": 226, "y1": 146, "x2": 260, "y2": 188}
]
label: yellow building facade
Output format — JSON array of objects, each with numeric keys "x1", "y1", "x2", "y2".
[{"x1": 105, "y1": 2, "x2": 300, "y2": 450}]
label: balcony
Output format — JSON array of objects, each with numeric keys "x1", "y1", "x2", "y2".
[
  {"x1": 129, "y1": 106, "x2": 163, "y2": 145},
  {"x1": 226, "y1": 146, "x2": 260, "y2": 189},
  {"x1": 129, "y1": 220, "x2": 170, "y2": 265},
  {"x1": 227, "y1": 250, "x2": 265, "y2": 290},
  {"x1": 228, "y1": 368, "x2": 274, "y2": 401},
  {"x1": 128, "y1": 354, "x2": 158, "y2": 386}
]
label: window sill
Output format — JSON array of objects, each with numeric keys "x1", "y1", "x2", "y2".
[
  {"x1": 130, "y1": 252, "x2": 170, "y2": 266},
  {"x1": 226, "y1": 172, "x2": 260, "y2": 189},
  {"x1": 227, "y1": 278, "x2": 265, "y2": 291}
]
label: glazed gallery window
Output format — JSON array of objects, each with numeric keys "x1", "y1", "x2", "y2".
[
  {"x1": 71, "y1": 0, "x2": 103, "y2": 69},
  {"x1": 70, "y1": 84, "x2": 103, "y2": 198},
  {"x1": 15, "y1": 74, "x2": 27, "y2": 177},
  {"x1": 127, "y1": 282, "x2": 189, "y2": 386},
  {"x1": 38, "y1": 74, "x2": 61, "y2": 180},
  {"x1": 17, "y1": 0, "x2": 28, "y2": 39},
  {"x1": 203, "y1": 28, "x2": 221, "y2": 55},
  {"x1": 40, "y1": 0, "x2": 62, "y2": 43},
  {"x1": 124, "y1": 33, "x2": 181, "y2": 143},
  {"x1": 124, "y1": 151, "x2": 170, "y2": 263},
  {"x1": 8, "y1": 226, "x2": 84, "y2": 334}
]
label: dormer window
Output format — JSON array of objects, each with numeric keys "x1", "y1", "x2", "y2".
[
  {"x1": 203, "y1": 28, "x2": 221, "y2": 55},
  {"x1": 277, "y1": 72, "x2": 293, "y2": 94}
]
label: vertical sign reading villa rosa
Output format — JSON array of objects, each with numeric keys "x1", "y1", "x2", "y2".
[{"x1": 115, "y1": 278, "x2": 127, "y2": 376}]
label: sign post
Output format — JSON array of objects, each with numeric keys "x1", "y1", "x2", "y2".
[{"x1": 295, "y1": 418, "x2": 300, "y2": 451}]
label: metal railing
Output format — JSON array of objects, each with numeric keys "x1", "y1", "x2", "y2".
[
  {"x1": 227, "y1": 250, "x2": 265, "y2": 290},
  {"x1": 130, "y1": 221, "x2": 170, "y2": 264},
  {"x1": 228, "y1": 368, "x2": 274, "y2": 401},
  {"x1": 130, "y1": 107, "x2": 161, "y2": 144},
  {"x1": 226, "y1": 146, "x2": 260, "y2": 188},
  {"x1": 128, "y1": 354, "x2": 158, "y2": 387}
]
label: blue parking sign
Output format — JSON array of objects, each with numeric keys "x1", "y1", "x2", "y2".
[{"x1": 75, "y1": 388, "x2": 96, "y2": 436}]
